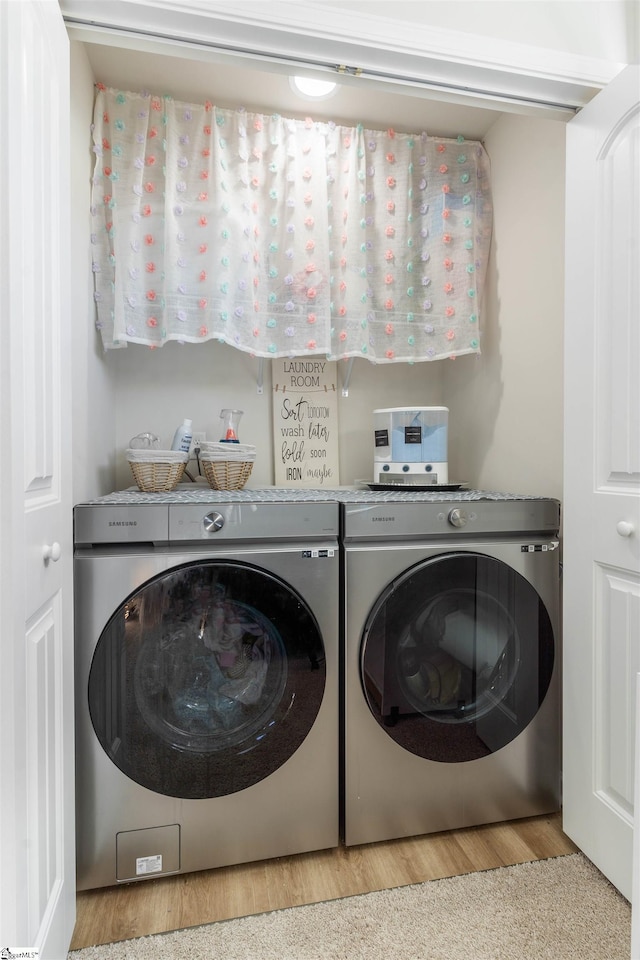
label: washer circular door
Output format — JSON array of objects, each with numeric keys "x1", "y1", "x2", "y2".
[
  {"x1": 360, "y1": 551, "x2": 555, "y2": 762},
  {"x1": 88, "y1": 559, "x2": 326, "y2": 798}
]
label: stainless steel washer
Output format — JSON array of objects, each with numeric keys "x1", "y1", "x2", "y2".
[
  {"x1": 342, "y1": 492, "x2": 561, "y2": 847},
  {"x1": 74, "y1": 489, "x2": 339, "y2": 890}
]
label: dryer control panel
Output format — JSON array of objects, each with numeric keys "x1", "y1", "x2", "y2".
[
  {"x1": 447, "y1": 508, "x2": 468, "y2": 528},
  {"x1": 342, "y1": 497, "x2": 561, "y2": 540}
]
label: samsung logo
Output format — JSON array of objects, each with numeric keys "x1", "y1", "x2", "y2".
[
  {"x1": 372, "y1": 516, "x2": 395, "y2": 522},
  {"x1": 108, "y1": 520, "x2": 138, "y2": 527}
]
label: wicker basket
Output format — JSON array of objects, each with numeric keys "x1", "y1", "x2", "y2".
[
  {"x1": 202, "y1": 459, "x2": 253, "y2": 490},
  {"x1": 128, "y1": 460, "x2": 187, "y2": 492}
]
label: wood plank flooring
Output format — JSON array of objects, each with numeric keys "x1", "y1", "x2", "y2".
[{"x1": 70, "y1": 813, "x2": 578, "y2": 950}]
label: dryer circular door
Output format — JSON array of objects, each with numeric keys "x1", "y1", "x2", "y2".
[
  {"x1": 360, "y1": 551, "x2": 555, "y2": 762},
  {"x1": 88, "y1": 559, "x2": 326, "y2": 798}
]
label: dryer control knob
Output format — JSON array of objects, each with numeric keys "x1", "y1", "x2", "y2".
[
  {"x1": 203, "y1": 511, "x2": 225, "y2": 533},
  {"x1": 448, "y1": 508, "x2": 468, "y2": 528}
]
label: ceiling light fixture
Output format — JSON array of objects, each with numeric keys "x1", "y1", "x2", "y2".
[{"x1": 290, "y1": 75, "x2": 338, "y2": 100}]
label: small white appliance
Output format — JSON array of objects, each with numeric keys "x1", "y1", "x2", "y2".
[{"x1": 373, "y1": 407, "x2": 449, "y2": 484}]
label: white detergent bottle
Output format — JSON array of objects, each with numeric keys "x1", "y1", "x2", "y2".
[{"x1": 171, "y1": 418, "x2": 193, "y2": 453}]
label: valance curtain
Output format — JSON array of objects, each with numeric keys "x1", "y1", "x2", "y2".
[{"x1": 91, "y1": 85, "x2": 492, "y2": 362}]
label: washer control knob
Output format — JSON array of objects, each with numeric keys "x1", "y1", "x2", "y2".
[
  {"x1": 448, "y1": 508, "x2": 468, "y2": 528},
  {"x1": 203, "y1": 511, "x2": 225, "y2": 533}
]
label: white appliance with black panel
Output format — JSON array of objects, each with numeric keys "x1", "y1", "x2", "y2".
[
  {"x1": 74, "y1": 488, "x2": 339, "y2": 890},
  {"x1": 342, "y1": 491, "x2": 561, "y2": 847}
]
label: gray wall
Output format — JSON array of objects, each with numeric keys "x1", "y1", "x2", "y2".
[
  {"x1": 70, "y1": 42, "x2": 117, "y2": 503},
  {"x1": 445, "y1": 113, "x2": 566, "y2": 499}
]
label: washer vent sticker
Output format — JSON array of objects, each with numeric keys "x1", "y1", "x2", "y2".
[
  {"x1": 301, "y1": 548, "x2": 335, "y2": 558},
  {"x1": 136, "y1": 854, "x2": 163, "y2": 876}
]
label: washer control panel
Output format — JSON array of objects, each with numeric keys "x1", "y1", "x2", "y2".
[
  {"x1": 203, "y1": 511, "x2": 225, "y2": 533},
  {"x1": 168, "y1": 501, "x2": 339, "y2": 541}
]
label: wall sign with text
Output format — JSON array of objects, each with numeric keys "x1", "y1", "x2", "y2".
[{"x1": 272, "y1": 358, "x2": 340, "y2": 487}]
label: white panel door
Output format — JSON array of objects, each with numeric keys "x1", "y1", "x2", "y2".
[
  {"x1": 563, "y1": 64, "x2": 640, "y2": 902},
  {"x1": 0, "y1": 1, "x2": 75, "y2": 957}
]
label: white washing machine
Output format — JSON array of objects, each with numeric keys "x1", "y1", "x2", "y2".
[
  {"x1": 74, "y1": 488, "x2": 339, "y2": 890},
  {"x1": 341, "y1": 491, "x2": 561, "y2": 847}
]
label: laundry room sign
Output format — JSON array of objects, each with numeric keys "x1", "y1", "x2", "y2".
[{"x1": 272, "y1": 358, "x2": 340, "y2": 487}]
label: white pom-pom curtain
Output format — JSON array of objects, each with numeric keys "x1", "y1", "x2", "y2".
[{"x1": 91, "y1": 85, "x2": 492, "y2": 362}]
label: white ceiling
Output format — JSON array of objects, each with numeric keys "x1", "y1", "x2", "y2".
[
  {"x1": 330, "y1": 0, "x2": 638, "y2": 61},
  {"x1": 81, "y1": 42, "x2": 504, "y2": 141},
  {"x1": 67, "y1": 0, "x2": 637, "y2": 140}
]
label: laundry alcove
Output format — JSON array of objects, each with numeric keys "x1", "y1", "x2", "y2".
[{"x1": 66, "y1": 1, "x2": 576, "y2": 500}]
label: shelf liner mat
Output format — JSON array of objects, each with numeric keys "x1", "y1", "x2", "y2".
[{"x1": 78, "y1": 487, "x2": 555, "y2": 506}]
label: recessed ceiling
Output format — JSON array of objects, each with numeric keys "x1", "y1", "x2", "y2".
[{"x1": 81, "y1": 42, "x2": 503, "y2": 140}]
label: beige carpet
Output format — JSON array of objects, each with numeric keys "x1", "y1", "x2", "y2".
[{"x1": 68, "y1": 853, "x2": 630, "y2": 960}]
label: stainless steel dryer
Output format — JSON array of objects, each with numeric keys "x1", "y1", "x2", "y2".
[
  {"x1": 74, "y1": 489, "x2": 339, "y2": 890},
  {"x1": 342, "y1": 491, "x2": 561, "y2": 847}
]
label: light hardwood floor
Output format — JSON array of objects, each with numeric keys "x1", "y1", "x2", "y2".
[{"x1": 70, "y1": 813, "x2": 578, "y2": 949}]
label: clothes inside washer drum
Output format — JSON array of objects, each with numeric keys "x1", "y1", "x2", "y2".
[{"x1": 420, "y1": 650, "x2": 462, "y2": 705}]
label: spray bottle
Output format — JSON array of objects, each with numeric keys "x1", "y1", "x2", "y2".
[{"x1": 219, "y1": 409, "x2": 243, "y2": 443}]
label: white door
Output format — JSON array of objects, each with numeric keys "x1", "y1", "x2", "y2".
[
  {"x1": 0, "y1": 1, "x2": 75, "y2": 957},
  {"x1": 563, "y1": 63, "x2": 640, "y2": 902}
]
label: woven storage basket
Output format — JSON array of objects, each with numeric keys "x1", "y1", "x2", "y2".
[
  {"x1": 202, "y1": 459, "x2": 253, "y2": 490},
  {"x1": 128, "y1": 459, "x2": 187, "y2": 492}
]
